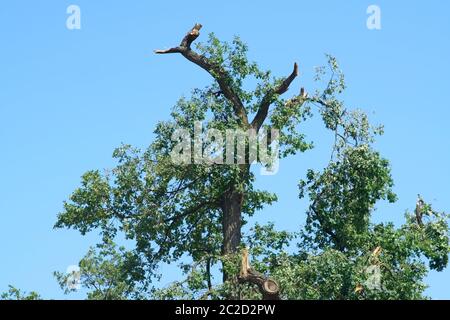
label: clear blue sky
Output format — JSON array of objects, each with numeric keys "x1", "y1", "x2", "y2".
[{"x1": 0, "y1": 1, "x2": 449, "y2": 299}]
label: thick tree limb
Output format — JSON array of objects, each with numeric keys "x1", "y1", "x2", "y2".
[
  {"x1": 251, "y1": 63, "x2": 299, "y2": 131},
  {"x1": 154, "y1": 24, "x2": 249, "y2": 126},
  {"x1": 238, "y1": 248, "x2": 280, "y2": 300}
]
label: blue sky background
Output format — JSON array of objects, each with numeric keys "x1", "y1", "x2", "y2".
[{"x1": 0, "y1": 0, "x2": 449, "y2": 299}]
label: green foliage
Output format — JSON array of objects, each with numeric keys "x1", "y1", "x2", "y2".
[
  {"x1": 54, "y1": 240, "x2": 148, "y2": 300},
  {"x1": 52, "y1": 33, "x2": 450, "y2": 300},
  {"x1": 0, "y1": 286, "x2": 41, "y2": 300},
  {"x1": 299, "y1": 145, "x2": 397, "y2": 252}
]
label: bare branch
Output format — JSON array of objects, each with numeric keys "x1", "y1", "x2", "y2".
[
  {"x1": 154, "y1": 23, "x2": 249, "y2": 126},
  {"x1": 154, "y1": 24, "x2": 202, "y2": 54},
  {"x1": 251, "y1": 63, "x2": 299, "y2": 131},
  {"x1": 154, "y1": 47, "x2": 183, "y2": 54},
  {"x1": 276, "y1": 62, "x2": 299, "y2": 95}
]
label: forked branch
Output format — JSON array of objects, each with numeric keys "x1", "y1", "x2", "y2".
[{"x1": 155, "y1": 24, "x2": 249, "y2": 126}]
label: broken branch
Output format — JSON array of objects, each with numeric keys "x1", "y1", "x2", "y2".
[
  {"x1": 154, "y1": 23, "x2": 249, "y2": 126},
  {"x1": 238, "y1": 248, "x2": 280, "y2": 300}
]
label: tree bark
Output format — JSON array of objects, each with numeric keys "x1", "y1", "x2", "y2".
[{"x1": 221, "y1": 189, "x2": 244, "y2": 282}]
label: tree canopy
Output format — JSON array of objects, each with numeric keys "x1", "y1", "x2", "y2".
[{"x1": 4, "y1": 24, "x2": 447, "y2": 300}]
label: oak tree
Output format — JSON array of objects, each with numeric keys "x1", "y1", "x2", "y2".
[{"x1": 53, "y1": 24, "x2": 450, "y2": 300}]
